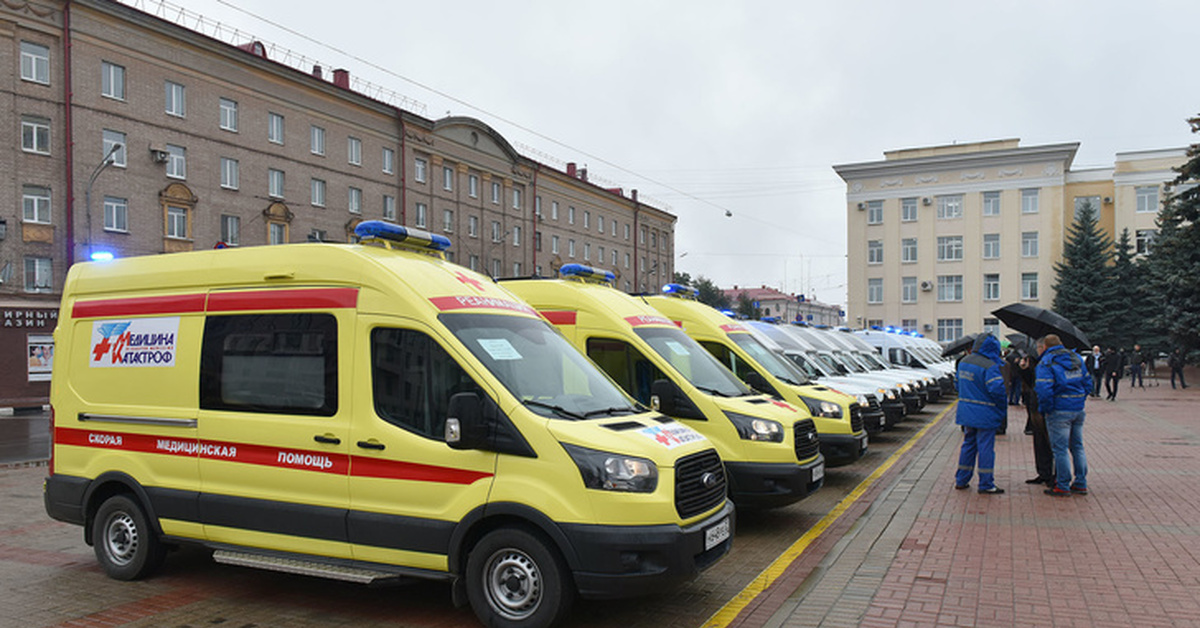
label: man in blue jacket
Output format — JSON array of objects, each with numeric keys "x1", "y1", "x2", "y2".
[
  {"x1": 1035, "y1": 334, "x2": 1091, "y2": 497},
  {"x1": 954, "y1": 334, "x2": 1008, "y2": 494}
]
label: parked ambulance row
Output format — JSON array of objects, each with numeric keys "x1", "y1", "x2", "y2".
[{"x1": 40, "y1": 222, "x2": 934, "y2": 628}]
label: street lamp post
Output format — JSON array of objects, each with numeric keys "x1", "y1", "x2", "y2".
[{"x1": 84, "y1": 144, "x2": 121, "y2": 260}]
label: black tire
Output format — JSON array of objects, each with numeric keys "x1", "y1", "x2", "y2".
[
  {"x1": 91, "y1": 494, "x2": 165, "y2": 581},
  {"x1": 465, "y1": 527, "x2": 575, "y2": 628}
]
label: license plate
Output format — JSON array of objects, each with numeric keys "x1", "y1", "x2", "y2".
[
  {"x1": 811, "y1": 463, "x2": 825, "y2": 483},
  {"x1": 704, "y1": 517, "x2": 731, "y2": 551},
  {"x1": 859, "y1": 433, "x2": 869, "y2": 451}
]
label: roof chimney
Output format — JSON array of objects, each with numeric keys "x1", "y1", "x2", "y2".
[
  {"x1": 312, "y1": 64, "x2": 323, "y2": 79},
  {"x1": 578, "y1": 167, "x2": 587, "y2": 182},
  {"x1": 632, "y1": 189, "x2": 638, "y2": 202},
  {"x1": 332, "y1": 68, "x2": 350, "y2": 89},
  {"x1": 566, "y1": 162, "x2": 576, "y2": 177}
]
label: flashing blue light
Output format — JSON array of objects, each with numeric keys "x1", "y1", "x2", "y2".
[
  {"x1": 761, "y1": 316, "x2": 778, "y2": 323},
  {"x1": 870, "y1": 325, "x2": 883, "y2": 331},
  {"x1": 355, "y1": 220, "x2": 451, "y2": 251},
  {"x1": 90, "y1": 251, "x2": 115, "y2": 262},
  {"x1": 719, "y1": 309, "x2": 736, "y2": 318},
  {"x1": 885, "y1": 326, "x2": 898, "y2": 334},
  {"x1": 559, "y1": 263, "x2": 615, "y2": 284},
  {"x1": 662, "y1": 283, "x2": 699, "y2": 298}
]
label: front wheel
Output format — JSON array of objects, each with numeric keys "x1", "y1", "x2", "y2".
[
  {"x1": 466, "y1": 527, "x2": 575, "y2": 628},
  {"x1": 92, "y1": 494, "x2": 165, "y2": 581}
]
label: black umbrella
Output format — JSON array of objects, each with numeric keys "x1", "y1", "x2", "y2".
[
  {"x1": 941, "y1": 332, "x2": 980, "y2": 357},
  {"x1": 1006, "y1": 333, "x2": 1036, "y2": 357},
  {"x1": 991, "y1": 303, "x2": 1090, "y2": 352}
]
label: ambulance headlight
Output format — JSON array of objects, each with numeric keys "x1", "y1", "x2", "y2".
[
  {"x1": 562, "y1": 444, "x2": 657, "y2": 493},
  {"x1": 879, "y1": 387, "x2": 896, "y2": 400},
  {"x1": 800, "y1": 397, "x2": 842, "y2": 419},
  {"x1": 725, "y1": 412, "x2": 784, "y2": 442},
  {"x1": 856, "y1": 394, "x2": 869, "y2": 406},
  {"x1": 900, "y1": 383, "x2": 912, "y2": 393}
]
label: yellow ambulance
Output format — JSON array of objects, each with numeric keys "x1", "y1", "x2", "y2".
[
  {"x1": 643, "y1": 286, "x2": 868, "y2": 467},
  {"x1": 43, "y1": 222, "x2": 732, "y2": 628},
  {"x1": 502, "y1": 265, "x2": 824, "y2": 509}
]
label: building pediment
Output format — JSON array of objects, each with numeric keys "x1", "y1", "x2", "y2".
[{"x1": 432, "y1": 117, "x2": 522, "y2": 165}]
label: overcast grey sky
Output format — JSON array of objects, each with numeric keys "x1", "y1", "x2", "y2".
[{"x1": 165, "y1": 0, "x2": 1199, "y2": 307}]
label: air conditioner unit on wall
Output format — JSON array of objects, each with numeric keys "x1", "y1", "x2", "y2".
[
  {"x1": 923, "y1": 324, "x2": 933, "y2": 332},
  {"x1": 922, "y1": 197, "x2": 932, "y2": 206},
  {"x1": 919, "y1": 280, "x2": 933, "y2": 291},
  {"x1": 1103, "y1": 196, "x2": 1113, "y2": 204},
  {"x1": 856, "y1": 202, "x2": 866, "y2": 210}
]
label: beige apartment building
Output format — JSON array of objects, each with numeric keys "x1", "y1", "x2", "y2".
[
  {"x1": 835, "y1": 139, "x2": 1184, "y2": 342},
  {"x1": 0, "y1": 0, "x2": 674, "y2": 404}
]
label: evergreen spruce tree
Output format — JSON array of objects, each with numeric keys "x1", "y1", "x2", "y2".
[
  {"x1": 1052, "y1": 201, "x2": 1115, "y2": 346},
  {"x1": 1109, "y1": 228, "x2": 1158, "y2": 349},
  {"x1": 735, "y1": 292, "x2": 758, "y2": 320},
  {"x1": 1145, "y1": 114, "x2": 1200, "y2": 353},
  {"x1": 693, "y1": 276, "x2": 730, "y2": 310}
]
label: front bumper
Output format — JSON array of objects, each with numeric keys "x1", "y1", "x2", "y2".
[
  {"x1": 820, "y1": 432, "x2": 869, "y2": 467},
  {"x1": 725, "y1": 455, "x2": 825, "y2": 509}
]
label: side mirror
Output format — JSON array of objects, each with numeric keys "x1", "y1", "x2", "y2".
[
  {"x1": 743, "y1": 370, "x2": 777, "y2": 397},
  {"x1": 446, "y1": 392, "x2": 487, "y2": 450},
  {"x1": 650, "y1": 378, "x2": 705, "y2": 420}
]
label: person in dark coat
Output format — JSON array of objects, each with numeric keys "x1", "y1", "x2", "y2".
[
  {"x1": 1129, "y1": 345, "x2": 1145, "y2": 389},
  {"x1": 1169, "y1": 348, "x2": 1189, "y2": 389},
  {"x1": 1103, "y1": 347, "x2": 1125, "y2": 401},
  {"x1": 1084, "y1": 345, "x2": 1103, "y2": 398},
  {"x1": 1018, "y1": 352, "x2": 1054, "y2": 485},
  {"x1": 1005, "y1": 348, "x2": 1023, "y2": 406},
  {"x1": 954, "y1": 334, "x2": 1007, "y2": 494}
]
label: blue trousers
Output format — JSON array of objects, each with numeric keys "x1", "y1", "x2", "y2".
[{"x1": 956, "y1": 427, "x2": 997, "y2": 490}]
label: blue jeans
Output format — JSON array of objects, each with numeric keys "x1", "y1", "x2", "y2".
[
  {"x1": 956, "y1": 427, "x2": 997, "y2": 490},
  {"x1": 1047, "y1": 410, "x2": 1087, "y2": 491}
]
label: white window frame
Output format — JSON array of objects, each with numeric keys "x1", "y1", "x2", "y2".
[
  {"x1": 384, "y1": 195, "x2": 396, "y2": 221},
  {"x1": 866, "y1": 200, "x2": 883, "y2": 225},
  {"x1": 1021, "y1": 188, "x2": 1039, "y2": 214},
  {"x1": 310, "y1": 125, "x2": 326, "y2": 155},
  {"x1": 1021, "y1": 231, "x2": 1039, "y2": 258},
  {"x1": 867, "y1": 278, "x2": 883, "y2": 304},
  {"x1": 936, "y1": 236, "x2": 963, "y2": 262},
  {"x1": 901, "y1": 198, "x2": 917, "y2": 222},
  {"x1": 469, "y1": 174, "x2": 479, "y2": 198},
  {"x1": 982, "y1": 233, "x2": 1001, "y2": 259},
  {"x1": 1021, "y1": 273, "x2": 1039, "y2": 300},
  {"x1": 24, "y1": 257, "x2": 52, "y2": 294},
  {"x1": 937, "y1": 319, "x2": 963, "y2": 343},
  {"x1": 443, "y1": 166, "x2": 454, "y2": 191},
  {"x1": 513, "y1": 188, "x2": 522, "y2": 210},
  {"x1": 901, "y1": 277, "x2": 917, "y2": 303},
  {"x1": 269, "y1": 222, "x2": 287, "y2": 245},
  {"x1": 102, "y1": 129, "x2": 126, "y2": 167},
  {"x1": 982, "y1": 191, "x2": 1001, "y2": 216},
  {"x1": 491, "y1": 221, "x2": 502, "y2": 243},
  {"x1": 415, "y1": 202, "x2": 428, "y2": 228},
  {"x1": 867, "y1": 240, "x2": 883, "y2": 265},
  {"x1": 165, "y1": 144, "x2": 186, "y2": 179},
  {"x1": 21, "y1": 116, "x2": 51, "y2": 154},
  {"x1": 568, "y1": 239, "x2": 576, "y2": 258},
  {"x1": 1074, "y1": 196, "x2": 1102, "y2": 221},
  {"x1": 551, "y1": 201, "x2": 559, "y2": 220},
  {"x1": 937, "y1": 195, "x2": 963, "y2": 219},
  {"x1": 551, "y1": 235, "x2": 560, "y2": 254},
  {"x1": 469, "y1": 216, "x2": 479, "y2": 238},
  {"x1": 491, "y1": 181, "x2": 501, "y2": 204},
  {"x1": 937, "y1": 275, "x2": 963, "y2": 302},
  {"x1": 166, "y1": 205, "x2": 188, "y2": 239},
  {"x1": 1136, "y1": 229, "x2": 1157, "y2": 255},
  {"x1": 311, "y1": 178, "x2": 326, "y2": 207},
  {"x1": 1136, "y1": 186, "x2": 1158, "y2": 214},
  {"x1": 20, "y1": 42, "x2": 50, "y2": 84},
  {"x1": 443, "y1": 208, "x2": 454, "y2": 232},
  {"x1": 221, "y1": 214, "x2": 240, "y2": 246},
  {"x1": 348, "y1": 187, "x2": 362, "y2": 214},
  {"x1": 165, "y1": 81, "x2": 186, "y2": 117},
  {"x1": 101, "y1": 61, "x2": 125, "y2": 100},
  {"x1": 220, "y1": 157, "x2": 239, "y2": 190},
  {"x1": 268, "y1": 169, "x2": 285, "y2": 199},
  {"x1": 569, "y1": 206, "x2": 576, "y2": 225},
  {"x1": 584, "y1": 210, "x2": 591, "y2": 229},
  {"x1": 22, "y1": 185, "x2": 51, "y2": 224},
  {"x1": 103, "y1": 195, "x2": 128, "y2": 232},
  {"x1": 584, "y1": 242, "x2": 591, "y2": 261},
  {"x1": 268, "y1": 112, "x2": 284, "y2": 144},
  {"x1": 382, "y1": 147, "x2": 395, "y2": 174},
  {"x1": 512, "y1": 225, "x2": 521, "y2": 247},
  {"x1": 348, "y1": 136, "x2": 362, "y2": 166},
  {"x1": 983, "y1": 273, "x2": 1000, "y2": 301},
  {"x1": 219, "y1": 98, "x2": 238, "y2": 132},
  {"x1": 901, "y1": 238, "x2": 917, "y2": 263},
  {"x1": 414, "y1": 158, "x2": 428, "y2": 183}
]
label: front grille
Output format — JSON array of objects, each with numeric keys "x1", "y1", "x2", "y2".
[
  {"x1": 866, "y1": 396, "x2": 882, "y2": 413},
  {"x1": 793, "y1": 418, "x2": 821, "y2": 461},
  {"x1": 675, "y1": 449, "x2": 726, "y2": 519},
  {"x1": 848, "y1": 403, "x2": 864, "y2": 433}
]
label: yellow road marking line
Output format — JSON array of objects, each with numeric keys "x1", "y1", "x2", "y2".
[{"x1": 701, "y1": 402, "x2": 955, "y2": 628}]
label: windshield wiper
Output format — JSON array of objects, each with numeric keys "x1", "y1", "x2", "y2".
[
  {"x1": 693, "y1": 385, "x2": 730, "y2": 398},
  {"x1": 582, "y1": 406, "x2": 638, "y2": 418},
  {"x1": 522, "y1": 399, "x2": 586, "y2": 421}
]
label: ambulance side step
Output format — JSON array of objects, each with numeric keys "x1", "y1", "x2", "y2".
[{"x1": 212, "y1": 550, "x2": 400, "y2": 584}]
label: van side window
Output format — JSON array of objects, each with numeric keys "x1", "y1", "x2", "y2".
[
  {"x1": 586, "y1": 337, "x2": 666, "y2": 406},
  {"x1": 201, "y1": 313, "x2": 338, "y2": 416},
  {"x1": 372, "y1": 328, "x2": 482, "y2": 440},
  {"x1": 699, "y1": 341, "x2": 752, "y2": 380}
]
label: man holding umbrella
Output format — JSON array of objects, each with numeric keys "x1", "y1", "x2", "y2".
[
  {"x1": 954, "y1": 334, "x2": 1008, "y2": 494},
  {"x1": 1036, "y1": 334, "x2": 1092, "y2": 497}
]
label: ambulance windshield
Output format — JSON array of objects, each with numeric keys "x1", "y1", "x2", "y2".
[
  {"x1": 633, "y1": 327, "x2": 751, "y2": 397},
  {"x1": 442, "y1": 313, "x2": 639, "y2": 420}
]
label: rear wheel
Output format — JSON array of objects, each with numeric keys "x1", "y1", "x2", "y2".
[
  {"x1": 466, "y1": 527, "x2": 574, "y2": 628},
  {"x1": 92, "y1": 494, "x2": 165, "y2": 580}
]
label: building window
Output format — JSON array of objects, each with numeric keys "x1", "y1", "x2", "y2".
[
  {"x1": 310, "y1": 125, "x2": 325, "y2": 155},
  {"x1": 569, "y1": 206, "x2": 576, "y2": 225},
  {"x1": 221, "y1": 215, "x2": 240, "y2": 246},
  {"x1": 415, "y1": 203, "x2": 428, "y2": 228},
  {"x1": 901, "y1": 276, "x2": 917, "y2": 303},
  {"x1": 937, "y1": 195, "x2": 963, "y2": 219},
  {"x1": 443, "y1": 166, "x2": 454, "y2": 191},
  {"x1": 612, "y1": 220, "x2": 618, "y2": 237},
  {"x1": 268, "y1": 169, "x2": 285, "y2": 199},
  {"x1": 443, "y1": 208, "x2": 453, "y2": 232},
  {"x1": 21, "y1": 116, "x2": 50, "y2": 154},
  {"x1": 597, "y1": 246, "x2": 604, "y2": 263},
  {"x1": 867, "y1": 278, "x2": 883, "y2": 304},
  {"x1": 624, "y1": 223, "x2": 631, "y2": 240},
  {"x1": 491, "y1": 221, "x2": 502, "y2": 242},
  {"x1": 639, "y1": 226, "x2": 646, "y2": 245},
  {"x1": 1021, "y1": 231, "x2": 1039, "y2": 257},
  {"x1": 20, "y1": 42, "x2": 50, "y2": 84},
  {"x1": 866, "y1": 200, "x2": 883, "y2": 225},
  {"x1": 382, "y1": 147, "x2": 395, "y2": 174},
  {"x1": 583, "y1": 243, "x2": 591, "y2": 261},
  {"x1": 901, "y1": 319, "x2": 918, "y2": 333},
  {"x1": 414, "y1": 157, "x2": 428, "y2": 183},
  {"x1": 982, "y1": 233, "x2": 1000, "y2": 259},
  {"x1": 901, "y1": 197, "x2": 917, "y2": 222},
  {"x1": 268, "y1": 112, "x2": 284, "y2": 144},
  {"x1": 24, "y1": 257, "x2": 52, "y2": 293},
  {"x1": 468, "y1": 255, "x2": 479, "y2": 271},
  {"x1": 984, "y1": 274, "x2": 1000, "y2": 301},
  {"x1": 269, "y1": 222, "x2": 287, "y2": 245},
  {"x1": 901, "y1": 238, "x2": 917, "y2": 263},
  {"x1": 165, "y1": 144, "x2": 186, "y2": 179},
  {"x1": 551, "y1": 201, "x2": 559, "y2": 221},
  {"x1": 492, "y1": 259, "x2": 502, "y2": 278},
  {"x1": 469, "y1": 174, "x2": 479, "y2": 198},
  {"x1": 101, "y1": 61, "x2": 125, "y2": 100},
  {"x1": 103, "y1": 196, "x2": 128, "y2": 232},
  {"x1": 164, "y1": 81, "x2": 186, "y2": 117},
  {"x1": 491, "y1": 181, "x2": 501, "y2": 204},
  {"x1": 513, "y1": 188, "x2": 522, "y2": 210},
  {"x1": 1073, "y1": 196, "x2": 1101, "y2": 220},
  {"x1": 936, "y1": 236, "x2": 963, "y2": 261},
  {"x1": 220, "y1": 157, "x2": 239, "y2": 190},
  {"x1": 384, "y1": 195, "x2": 397, "y2": 221},
  {"x1": 219, "y1": 98, "x2": 238, "y2": 132},
  {"x1": 551, "y1": 235, "x2": 560, "y2": 254},
  {"x1": 937, "y1": 275, "x2": 963, "y2": 302},
  {"x1": 867, "y1": 240, "x2": 883, "y2": 264},
  {"x1": 102, "y1": 129, "x2": 126, "y2": 167},
  {"x1": 568, "y1": 239, "x2": 576, "y2": 258},
  {"x1": 311, "y1": 178, "x2": 326, "y2": 207},
  {"x1": 468, "y1": 215, "x2": 479, "y2": 238},
  {"x1": 651, "y1": 231, "x2": 658, "y2": 249},
  {"x1": 310, "y1": 229, "x2": 327, "y2": 242},
  {"x1": 937, "y1": 319, "x2": 963, "y2": 343},
  {"x1": 1021, "y1": 272, "x2": 1039, "y2": 300},
  {"x1": 1136, "y1": 229, "x2": 1157, "y2": 255},
  {"x1": 348, "y1": 187, "x2": 362, "y2": 214},
  {"x1": 981, "y1": 191, "x2": 1001, "y2": 216},
  {"x1": 1136, "y1": 186, "x2": 1159, "y2": 214},
  {"x1": 513, "y1": 262, "x2": 522, "y2": 276},
  {"x1": 611, "y1": 249, "x2": 618, "y2": 267},
  {"x1": 348, "y1": 136, "x2": 362, "y2": 165},
  {"x1": 512, "y1": 225, "x2": 521, "y2": 247},
  {"x1": 22, "y1": 185, "x2": 51, "y2": 224},
  {"x1": 1021, "y1": 188, "x2": 1039, "y2": 214},
  {"x1": 584, "y1": 210, "x2": 591, "y2": 229},
  {"x1": 166, "y1": 206, "x2": 188, "y2": 239},
  {"x1": 625, "y1": 252, "x2": 631, "y2": 268},
  {"x1": 598, "y1": 215, "x2": 605, "y2": 233}
]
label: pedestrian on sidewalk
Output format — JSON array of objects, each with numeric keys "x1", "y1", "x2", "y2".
[
  {"x1": 1103, "y1": 347, "x2": 1125, "y2": 401},
  {"x1": 1017, "y1": 353, "x2": 1054, "y2": 486},
  {"x1": 1005, "y1": 348, "x2": 1023, "y2": 406},
  {"x1": 1130, "y1": 345, "x2": 1146, "y2": 389},
  {"x1": 1084, "y1": 345, "x2": 1103, "y2": 398},
  {"x1": 954, "y1": 334, "x2": 1007, "y2": 494},
  {"x1": 1036, "y1": 334, "x2": 1091, "y2": 497},
  {"x1": 1169, "y1": 348, "x2": 1188, "y2": 389}
]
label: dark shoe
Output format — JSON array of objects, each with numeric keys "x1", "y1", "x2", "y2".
[
  {"x1": 978, "y1": 487, "x2": 1005, "y2": 494},
  {"x1": 954, "y1": 483, "x2": 969, "y2": 490},
  {"x1": 1070, "y1": 485, "x2": 1088, "y2": 495},
  {"x1": 1026, "y1": 477, "x2": 1050, "y2": 484},
  {"x1": 997, "y1": 430, "x2": 1006, "y2": 435},
  {"x1": 1044, "y1": 487, "x2": 1072, "y2": 497}
]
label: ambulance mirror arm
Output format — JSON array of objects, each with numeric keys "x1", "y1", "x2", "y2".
[
  {"x1": 742, "y1": 371, "x2": 778, "y2": 397},
  {"x1": 650, "y1": 379, "x2": 706, "y2": 421},
  {"x1": 447, "y1": 392, "x2": 538, "y2": 458}
]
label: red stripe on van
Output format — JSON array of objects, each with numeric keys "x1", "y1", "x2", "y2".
[
  {"x1": 352, "y1": 457, "x2": 493, "y2": 485},
  {"x1": 540, "y1": 310, "x2": 577, "y2": 325},
  {"x1": 624, "y1": 314, "x2": 674, "y2": 328},
  {"x1": 207, "y1": 288, "x2": 358, "y2": 312},
  {"x1": 73, "y1": 294, "x2": 206, "y2": 319},
  {"x1": 430, "y1": 295, "x2": 538, "y2": 317}
]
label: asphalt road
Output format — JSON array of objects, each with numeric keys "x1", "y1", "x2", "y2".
[{"x1": 0, "y1": 408, "x2": 50, "y2": 465}]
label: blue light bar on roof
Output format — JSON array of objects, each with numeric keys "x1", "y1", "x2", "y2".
[
  {"x1": 90, "y1": 250, "x2": 115, "y2": 262},
  {"x1": 559, "y1": 263, "x2": 615, "y2": 284},
  {"x1": 720, "y1": 309, "x2": 736, "y2": 318},
  {"x1": 661, "y1": 283, "x2": 699, "y2": 298},
  {"x1": 355, "y1": 220, "x2": 451, "y2": 251}
]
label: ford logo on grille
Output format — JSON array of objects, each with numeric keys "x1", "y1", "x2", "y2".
[{"x1": 700, "y1": 472, "x2": 720, "y2": 489}]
